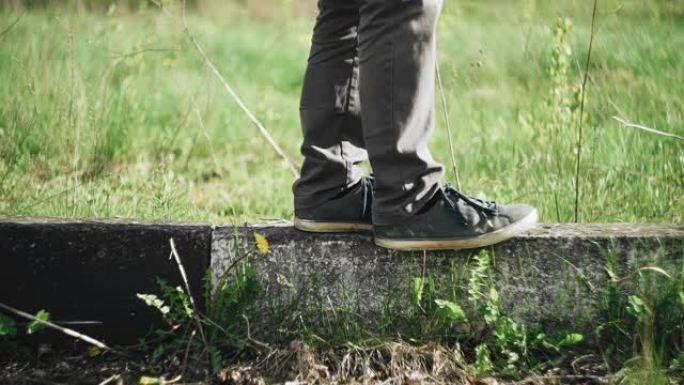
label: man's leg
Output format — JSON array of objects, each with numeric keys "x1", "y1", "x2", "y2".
[
  {"x1": 357, "y1": 0, "x2": 444, "y2": 226},
  {"x1": 357, "y1": 0, "x2": 538, "y2": 250},
  {"x1": 293, "y1": 0, "x2": 367, "y2": 212}
]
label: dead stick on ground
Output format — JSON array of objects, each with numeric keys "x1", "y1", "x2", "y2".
[
  {"x1": 180, "y1": 329, "x2": 197, "y2": 377},
  {"x1": 149, "y1": 0, "x2": 300, "y2": 178},
  {"x1": 168, "y1": 238, "x2": 210, "y2": 356},
  {"x1": 198, "y1": 312, "x2": 270, "y2": 354},
  {"x1": 97, "y1": 374, "x2": 122, "y2": 385},
  {"x1": 509, "y1": 374, "x2": 610, "y2": 385},
  {"x1": 241, "y1": 313, "x2": 272, "y2": 353},
  {"x1": 0, "y1": 302, "x2": 115, "y2": 353}
]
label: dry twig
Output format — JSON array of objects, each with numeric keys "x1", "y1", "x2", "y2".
[
  {"x1": 149, "y1": 0, "x2": 300, "y2": 178},
  {"x1": 0, "y1": 302, "x2": 115, "y2": 353},
  {"x1": 97, "y1": 374, "x2": 122, "y2": 385},
  {"x1": 180, "y1": 329, "x2": 197, "y2": 378},
  {"x1": 613, "y1": 116, "x2": 684, "y2": 142},
  {"x1": 168, "y1": 238, "x2": 210, "y2": 355},
  {"x1": 509, "y1": 374, "x2": 610, "y2": 385}
]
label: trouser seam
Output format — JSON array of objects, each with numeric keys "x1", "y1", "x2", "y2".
[
  {"x1": 391, "y1": 11, "x2": 408, "y2": 213},
  {"x1": 340, "y1": 43, "x2": 360, "y2": 188}
]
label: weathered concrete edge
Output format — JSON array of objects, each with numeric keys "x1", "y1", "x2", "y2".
[
  {"x1": 210, "y1": 222, "x2": 684, "y2": 271},
  {"x1": 3, "y1": 216, "x2": 683, "y2": 237},
  {"x1": 2, "y1": 216, "x2": 684, "y2": 344},
  {"x1": 210, "y1": 222, "x2": 684, "y2": 338},
  {"x1": 0, "y1": 216, "x2": 214, "y2": 344},
  {"x1": 0, "y1": 215, "x2": 211, "y2": 228}
]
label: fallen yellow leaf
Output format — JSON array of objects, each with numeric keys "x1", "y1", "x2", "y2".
[
  {"x1": 139, "y1": 375, "x2": 165, "y2": 385},
  {"x1": 87, "y1": 346, "x2": 101, "y2": 358},
  {"x1": 254, "y1": 232, "x2": 270, "y2": 254}
]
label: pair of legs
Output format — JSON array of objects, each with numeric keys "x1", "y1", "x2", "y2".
[
  {"x1": 293, "y1": 0, "x2": 444, "y2": 226},
  {"x1": 293, "y1": 0, "x2": 539, "y2": 249}
]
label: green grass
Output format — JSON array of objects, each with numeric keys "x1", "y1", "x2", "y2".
[{"x1": 0, "y1": 0, "x2": 682, "y2": 224}]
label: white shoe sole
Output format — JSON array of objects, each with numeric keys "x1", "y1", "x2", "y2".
[
  {"x1": 374, "y1": 209, "x2": 538, "y2": 251},
  {"x1": 294, "y1": 217, "x2": 374, "y2": 233}
]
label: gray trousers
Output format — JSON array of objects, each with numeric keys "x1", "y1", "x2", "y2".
[{"x1": 293, "y1": 0, "x2": 444, "y2": 226}]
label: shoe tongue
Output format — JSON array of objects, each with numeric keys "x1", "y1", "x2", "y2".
[{"x1": 444, "y1": 186, "x2": 498, "y2": 214}]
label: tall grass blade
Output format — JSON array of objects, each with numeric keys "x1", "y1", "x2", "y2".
[
  {"x1": 573, "y1": 0, "x2": 599, "y2": 223},
  {"x1": 436, "y1": 59, "x2": 462, "y2": 190}
]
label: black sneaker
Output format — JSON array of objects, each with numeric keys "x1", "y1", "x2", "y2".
[
  {"x1": 374, "y1": 185, "x2": 537, "y2": 250},
  {"x1": 294, "y1": 177, "x2": 374, "y2": 232}
]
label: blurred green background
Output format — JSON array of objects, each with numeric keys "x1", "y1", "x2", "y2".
[{"x1": 0, "y1": 0, "x2": 682, "y2": 224}]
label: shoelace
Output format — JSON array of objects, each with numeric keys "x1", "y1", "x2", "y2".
[
  {"x1": 361, "y1": 176, "x2": 375, "y2": 218},
  {"x1": 443, "y1": 184, "x2": 499, "y2": 225}
]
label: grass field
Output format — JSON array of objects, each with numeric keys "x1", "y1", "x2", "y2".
[{"x1": 0, "y1": 0, "x2": 682, "y2": 225}]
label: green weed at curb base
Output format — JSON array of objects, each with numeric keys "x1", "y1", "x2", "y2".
[{"x1": 132, "y1": 229, "x2": 684, "y2": 383}]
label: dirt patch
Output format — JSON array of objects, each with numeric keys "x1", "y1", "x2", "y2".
[
  {"x1": 1, "y1": 342, "x2": 613, "y2": 385},
  {"x1": 1, "y1": 353, "x2": 137, "y2": 385}
]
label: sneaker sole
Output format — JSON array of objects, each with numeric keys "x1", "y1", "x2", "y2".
[
  {"x1": 294, "y1": 217, "x2": 373, "y2": 233},
  {"x1": 374, "y1": 209, "x2": 538, "y2": 251}
]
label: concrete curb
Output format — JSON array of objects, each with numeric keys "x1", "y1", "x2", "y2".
[
  {"x1": 0, "y1": 217, "x2": 211, "y2": 344},
  {"x1": 2, "y1": 217, "x2": 683, "y2": 344},
  {"x1": 213, "y1": 223, "x2": 684, "y2": 335}
]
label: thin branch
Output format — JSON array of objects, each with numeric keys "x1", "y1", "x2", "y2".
[
  {"x1": 169, "y1": 239, "x2": 199, "y2": 317},
  {"x1": 98, "y1": 374, "x2": 122, "y2": 385},
  {"x1": 218, "y1": 247, "x2": 252, "y2": 282},
  {"x1": 180, "y1": 329, "x2": 197, "y2": 378},
  {"x1": 242, "y1": 313, "x2": 272, "y2": 353},
  {"x1": 149, "y1": 0, "x2": 300, "y2": 178},
  {"x1": 195, "y1": 312, "x2": 270, "y2": 354},
  {"x1": 0, "y1": 302, "x2": 115, "y2": 353},
  {"x1": 168, "y1": 238, "x2": 210, "y2": 358},
  {"x1": 163, "y1": 375, "x2": 183, "y2": 384},
  {"x1": 0, "y1": 12, "x2": 24, "y2": 41},
  {"x1": 613, "y1": 116, "x2": 684, "y2": 142},
  {"x1": 573, "y1": 0, "x2": 599, "y2": 223}
]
